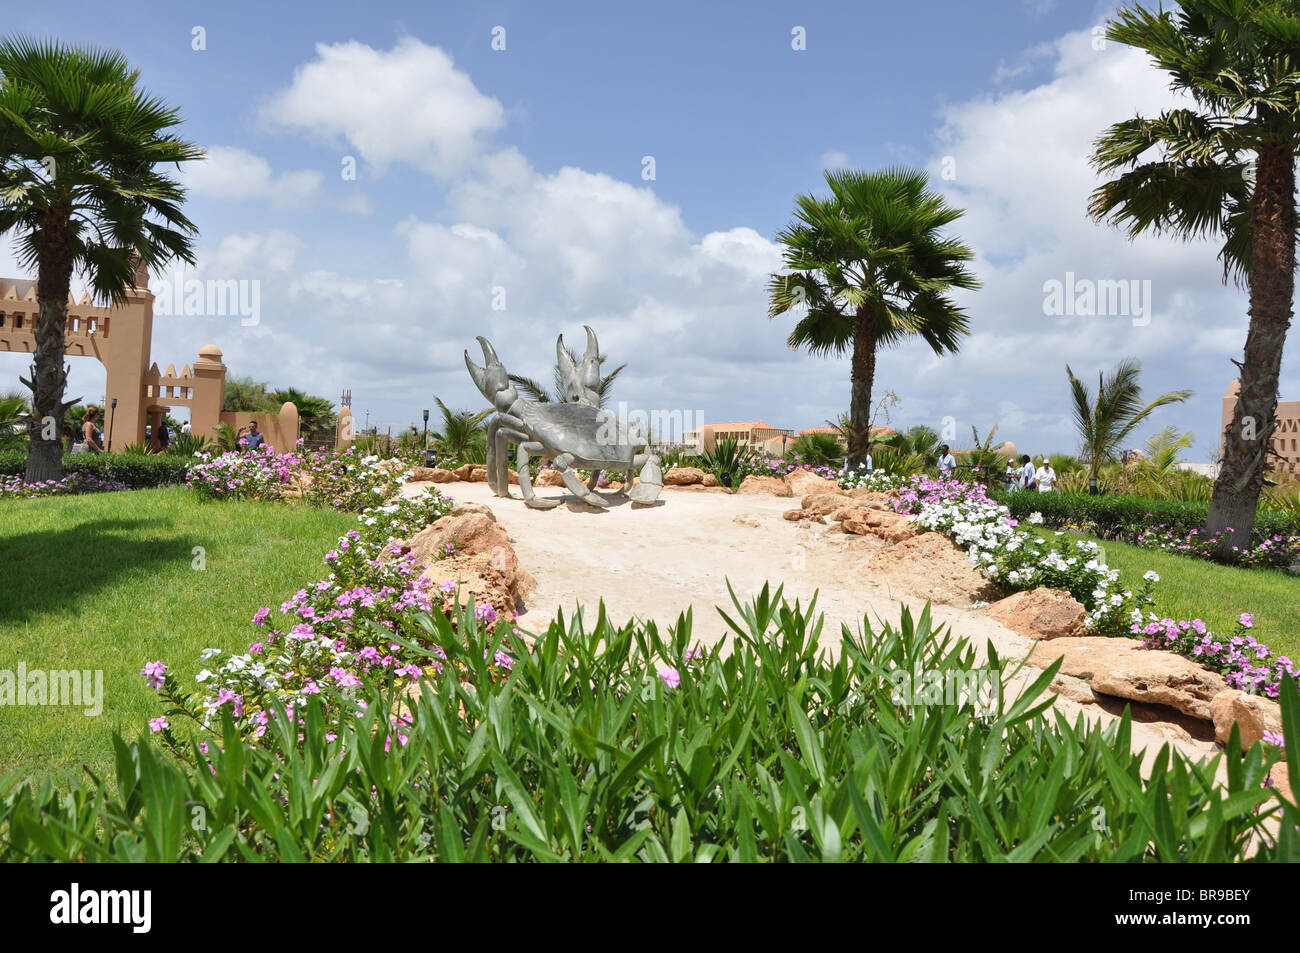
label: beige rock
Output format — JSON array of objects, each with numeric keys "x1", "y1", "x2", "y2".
[
  {"x1": 449, "y1": 502, "x2": 495, "y2": 520},
  {"x1": 737, "y1": 474, "x2": 791, "y2": 496},
  {"x1": 663, "y1": 466, "x2": 705, "y2": 486},
  {"x1": 785, "y1": 469, "x2": 839, "y2": 497},
  {"x1": 846, "y1": 489, "x2": 896, "y2": 508},
  {"x1": 452, "y1": 463, "x2": 475, "y2": 481},
  {"x1": 1210, "y1": 689, "x2": 1284, "y2": 749},
  {"x1": 733, "y1": 514, "x2": 761, "y2": 528},
  {"x1": 1025, "y1": 637, "x2": 1228, "y2": 720},
  {"x1": 841, "y1": 510, "x2": 916, "y2": 543},
  {"x1": 865, "y1": 532, "x2": 1000, "y2": 606},
  {"x1": 1270, "y1": 761, "x2": 1295, "y2": 805},
  {"x1": 508, "y1": 469, "x2": 520, "y2": 485},
  {"x1": 535, "y1": 468, "x2": 565, "y2": 487},
  {"x1": 801, "y1": 492, "x2": 857, "y2": 516},
  {"x1": 407, "y1": 466, "x2": 440, "y2": 483},
  {"x1": 986, "y1": 588, "x2": 1087, "y2": 640},
  {"x1": 429, "y1": 467, "x2": 455, "y2": 483},
  {"x1": 422, "y1": 552, "x2": 534, "y2": 616},
  {"x1": 405, "y1": 512, "x2": 511, "y2": 568},
  {"x1": 783, "y1": 508, "x2": 825, "y2": 523},
  {"x1": 702, "y1": 472, "x2": 719, "y2": 487},
  {"x1": 1050, "y1": 673, "x2": 1097, "y2": 705},
  {"x1": 468, "y1": 465, "x2": 488, "y2": 483}
]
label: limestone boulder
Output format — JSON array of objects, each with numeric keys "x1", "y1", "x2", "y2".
[
  {"x1": 737, "y1": 474, "x2": 792, "y2": 496},
  {"x1": 535, "y1": 468, "x2": 565, "y2": 487},
  {"x1": 404, "y1": 512, "x2": 511, "y2": 568},
  {"x1": 985, "y1": 588, "x2": 1087, "y2": 640},
  {"x1": 864, "y1": 531, "x2": 1000, "y2": 606},
  {"x1": 846, "y1": 489, "x2": 896, "y2": 508},
  {"x1": 448, "y1": 502, "x2": 495, "y2": 520},
  {"x1": 702, "y1": 472, "x2": 719, "y2": 487},
  {"x1": 783, "y1": 508, "x2": 824, "y2": 523},
  {"x1": 422, "y1": 551, "x2": 534, "y2": 617},
  {"x1": 663, "y1": 466, "x2": 705, "y2": 486},
  {"x1": 1025, "y1": 637, "x2": 1228, "y2": 720},
  {"x1": 785, "y1": 469, "x2": 839, "y2": 497},
  {"x1": 841, "y1": 510, "x2": 916, "y2": 543},
  {"x1": 407, "y1": 466, "x2": 445, "y2": 483},
  {"x1": 468, "y1": 465, "x2": 488, "y2": 483},
  {"x1": 452, "y1": 463, "x2": 475, "y2": 481},
  {"x1": 1210, "y1": 689, "x2": 1284, "y2": 749},
  {"x1": 801, "y1": 492, "x2": 857, "y2": 516}
]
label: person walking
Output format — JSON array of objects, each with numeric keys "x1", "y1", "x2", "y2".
[
  {"x1": 1034, "y1": 457, "x2": 1057, "y2": 493},
  {"x1": 1004, "y1": 457, "x2": 1018, "y2": 492},
  {"x1": 81, "y1": 406, "x2": 104, "y2": 453},
  {"x1": 937, "y1": 444, "x2": 957, "y2": 480},
  {"x1": 1017, "y1": 454, "x2": 1036, "y2": 491}
]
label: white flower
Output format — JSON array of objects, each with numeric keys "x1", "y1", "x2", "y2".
[
  {"x1": 196, "y1": 669, "x2": 216, "y2": 683},
  {"x1": 1143, "y1": 570, "x2": 1160, "y2": 583}
]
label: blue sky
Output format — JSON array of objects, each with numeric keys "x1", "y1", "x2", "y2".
[{"x1": 1, "y1": 0, "x2": 1288, "y2": 459}]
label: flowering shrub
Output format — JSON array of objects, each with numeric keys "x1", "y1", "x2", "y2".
[
  {"x1": 0, "y1": 471, "x2": 129, "y2": 498},
  {"x1": 142, "y1": 486, "x2": 525, "y2": 744},
  {"x1": 837, "y1": 465, "x2": 902, "y2": 492},
  {"x1": 746, "y1": 457, "x2": 842, "y2": 482},
  {"x1": 889, "y1": 476, "x2": 1152, "y2": 636},
  {"x1": 1137, "y1": 612, "x2": 1299, "y2": 700},
  {"x1": 1134, "y1": 523, "x2": 1299, "y2": 570},
  {"x1": 188, "y1": 443, "x2": 413, "y2": 512}
]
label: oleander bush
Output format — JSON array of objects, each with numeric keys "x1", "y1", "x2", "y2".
[
  {"x1": 0, "y1": 449, "x2": 191, "y2": 488},
  {"x1": 2, "y1": 587, "x2": 1296, "y2": 862}
]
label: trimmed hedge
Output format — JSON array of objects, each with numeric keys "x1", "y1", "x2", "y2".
[
  {"x1": 0, "y1": 450, "x2": 191, "y2": 488},
  {"x1": 992, "y1": 489, "x2": 1300, "y2": 539}
]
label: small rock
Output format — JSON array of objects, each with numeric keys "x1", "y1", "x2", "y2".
[
  {"x1": 785, "y1": 469, "x2": 839, "y2": 497},
  {"x1": 801, "y1": 492, "x2": 857, "y2": 516},
  {"x1": 663, "y1": 466, "x2": 705, "y2": 486},
  {"x1": 452, "y1": 463, "x2": 475, "y2": 481},
  {"x1": 468, "y1": 466, "x2": 488, "y2": 483},
  {"x1": 1210, "y1": 689, "x2": 1284, "y2": 749},
  {"x1": 986, "y1": 588, "x2": 1087, "y2": 640},
  {"x1": 702, "y1": 472, "x2": 718, "y2": 487}
]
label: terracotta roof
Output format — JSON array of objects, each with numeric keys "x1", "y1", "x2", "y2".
[{"x1": 700, "y1": 421, "x2": 783, "y2": 431}]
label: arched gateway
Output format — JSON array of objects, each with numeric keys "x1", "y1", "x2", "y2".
[{"x1": 0, "y1": 263, "x2": 297, "y2": 450}]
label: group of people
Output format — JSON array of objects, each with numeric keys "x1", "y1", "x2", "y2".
[
  {"x1": 933, "y1": 443, "x2": 1057, "y2": 492},
  {"x1": 61, "y1": 408, "x2": 200, "y2": 454}
]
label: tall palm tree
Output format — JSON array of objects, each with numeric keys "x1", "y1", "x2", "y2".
[
  {"x1": 1089, "y1": 0, "x2": 1298, "y2": 556},
  {"x1": 431, "y1": 397, "x2": 490, "y2": 464},
  {"x1": 0, "y1": 37, "x2": 201, "y2": 482},
  {"x1": 1067, "y1": 360, "x2": 1190, "y2": 483},
  {"x1": 769, "y1": 168, "x2": 979, "y2": 468}
]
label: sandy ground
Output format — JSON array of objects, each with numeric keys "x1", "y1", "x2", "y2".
[{"x1": 411, "y1": 480, "x2": 1224, "y2": 775}]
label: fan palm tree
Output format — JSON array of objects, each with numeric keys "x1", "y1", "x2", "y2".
[
  {"x1": 0, "y1": 390, "x2": 28, "y2": 448},
  {"x1": 508, "y1": 342, "x2": 626, "y2": 408},
  {"x1": 789, "y1": 432, "x2": 844, "y2": 468},
  {"x1": 1089, "y1": 0, "x2": 1299, "y2": 556},
  {"x1": 881, "y1": 424, "x2": 942, "y2": 467},
  {"x1": 769, "y1": 168, "x2": 979, "y2": 468},
  {"x1": 269, "y1": 387, "x2": 336, "y2": 440},
  {"x1": 431, "y1": 397, "x2": 489, "y2": 464},
  {"x1": 1067, "y1": 360, "x2": 1191, "y2": 483},
  {"x1": 0, "y1": 37, "x2": 201, "y2": 482}
]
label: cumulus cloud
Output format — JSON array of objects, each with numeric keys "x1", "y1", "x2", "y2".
[
  {"x1": 183, "y1": 146, "x2": 324, "y2": 209},
  {"x1": 260, "y1": 37, "x2": 506, "y2": 179}
]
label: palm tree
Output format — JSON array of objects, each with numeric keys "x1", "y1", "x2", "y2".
[
  {"x1": 1089, "y1": 1, "x2": 1298, "y2": 556},
  {"x1": 881, "y1": 424, "x2": 942, "y2": 467},
  {"x1": 0, "y1": 390, "x2": 28, "y2": 449},
  {"x1": 769, "y1": 168, "x2": 979, "y2": 468},
  {"x1": 431, "y1": 398, "x2": 490, "y2": 464},
  {"x1": 789, "y1": 432, "x2": 844, "y2": 467},
  {"x1": 1066, "y1": 360, "x2": 1191, "y2": 483},
  {"x1": 0, "y1": 37, "x2": 201, "y2": 482},
  {"x1": 269, "y1": 387, "x2": 336, "y2": 441}
]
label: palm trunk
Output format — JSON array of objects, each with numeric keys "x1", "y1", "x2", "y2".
[
  {"x1": 23, "y1": 212, "x2": 74, "y2": 484},
  {"x1": 847, "y1": 305, "x2": 878, "y2": 468},
  {"x1": 1205, "y1": 139, "x2": 1295, "y2": 558}
]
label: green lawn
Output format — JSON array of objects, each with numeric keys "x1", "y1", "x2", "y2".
[
  {"x1": 0, "y1": 487, "x2": 355, "y2": 781},
  {"x1": 1032, "y1": 527, "x2": 1300, "y2": 663}
]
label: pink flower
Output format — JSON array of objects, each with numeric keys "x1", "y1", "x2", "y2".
[
  {"x1": 140, "y1": 660, "x2": 167, "y2": 690},
  {"x1": 658, "y1": 666, "x2": 681, "y2": 689},
  {"x1": 149, "y1": 716, "x2": 168, "y2": 733},
  {"x1": 252, "y1": 607, "x2": 271, "y2": 626},
  {"x1": 1239, "y1": 613, "x2": 1254, "y2": 629}
]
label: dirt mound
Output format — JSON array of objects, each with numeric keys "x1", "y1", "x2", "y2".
[{"x1": 864, "y1": 531, "x2": 1000, "y2": 606}]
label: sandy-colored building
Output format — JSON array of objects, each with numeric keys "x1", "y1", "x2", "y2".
[
  {"x1": 0, "y1": 266, "x2": 298, "y2": 451},
  {"x1": 1222, "y1": 379, "x2": 1299, "y2": 480},
  {"x1": 685, "y1": 420, "x2": 792, "y2": 454}
]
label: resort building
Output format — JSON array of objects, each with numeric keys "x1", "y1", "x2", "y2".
[
  {"x1": 685, "y1": 420, "x2": 897, "y2": 456},
  {"x1": 1222, "y1": 379, "x2": 1300, "y2": 479}
]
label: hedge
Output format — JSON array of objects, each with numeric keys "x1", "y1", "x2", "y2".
[
  {"x1": 992, "y1": 489, "x2": 1300, "y2": 540},
  {"x1": 0, "y1": 450, "x2": 191, "y2": 489}
]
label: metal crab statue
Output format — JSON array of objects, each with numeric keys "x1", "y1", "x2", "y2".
[{"x1": 464, "y1": 327, "x2": 663, "y2": 508}]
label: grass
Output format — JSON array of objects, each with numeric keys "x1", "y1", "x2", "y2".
[
  {"x1": 1031, "y1": 527, "x2": 1300, "y2": 663},
  {"x1": 0, "y1": 487, "x2": 355, "y2": 781}
]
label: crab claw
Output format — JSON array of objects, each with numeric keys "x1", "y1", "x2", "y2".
[
  {"x1": 478, "y1": 336, "x2": 502, "y2": 368},
  {"x1": 465, "y1": 349, "x2": 487, "y2": 395}
]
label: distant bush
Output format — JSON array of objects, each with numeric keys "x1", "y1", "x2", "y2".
[{"x1": 0, "y1": 450, "x2": 190, "y2": 489}]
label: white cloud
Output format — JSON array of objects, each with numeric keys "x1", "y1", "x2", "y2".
[
  {"x1": 184, "y1": 146, "x2": 324, "y2": 209},
  {"x1": 819, "y1": 150, "x2": 849, "y2": 169},
  {"x1": 261, "y1": 37, "x2": 505, "y2": 179}
]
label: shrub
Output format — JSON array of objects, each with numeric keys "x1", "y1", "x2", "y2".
[
  {"x1": 5, "y1": 589, "x2": 1295, "y2": 861},
  {"x1": 0, "y1": 449, "x2": 190, "y2": 488}
]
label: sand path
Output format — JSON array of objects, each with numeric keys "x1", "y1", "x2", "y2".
[{"x1": 414, "y1": 481, "x2": 1225, "y2": 776}]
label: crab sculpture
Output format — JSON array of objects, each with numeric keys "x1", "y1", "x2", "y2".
[{"x1": 464, "y1": 328, "x2": 663, "y2": 508}]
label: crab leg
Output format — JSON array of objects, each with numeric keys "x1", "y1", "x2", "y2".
[
  {"x1": 553, "y1": 453, "x2": 610, "y2": 508},
  {"x1": 500, "y1": 432, "x2": 561, "y2": 509},
  {"x1": 627, "y1": 451, "x2": 662, "y2": 505}
]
